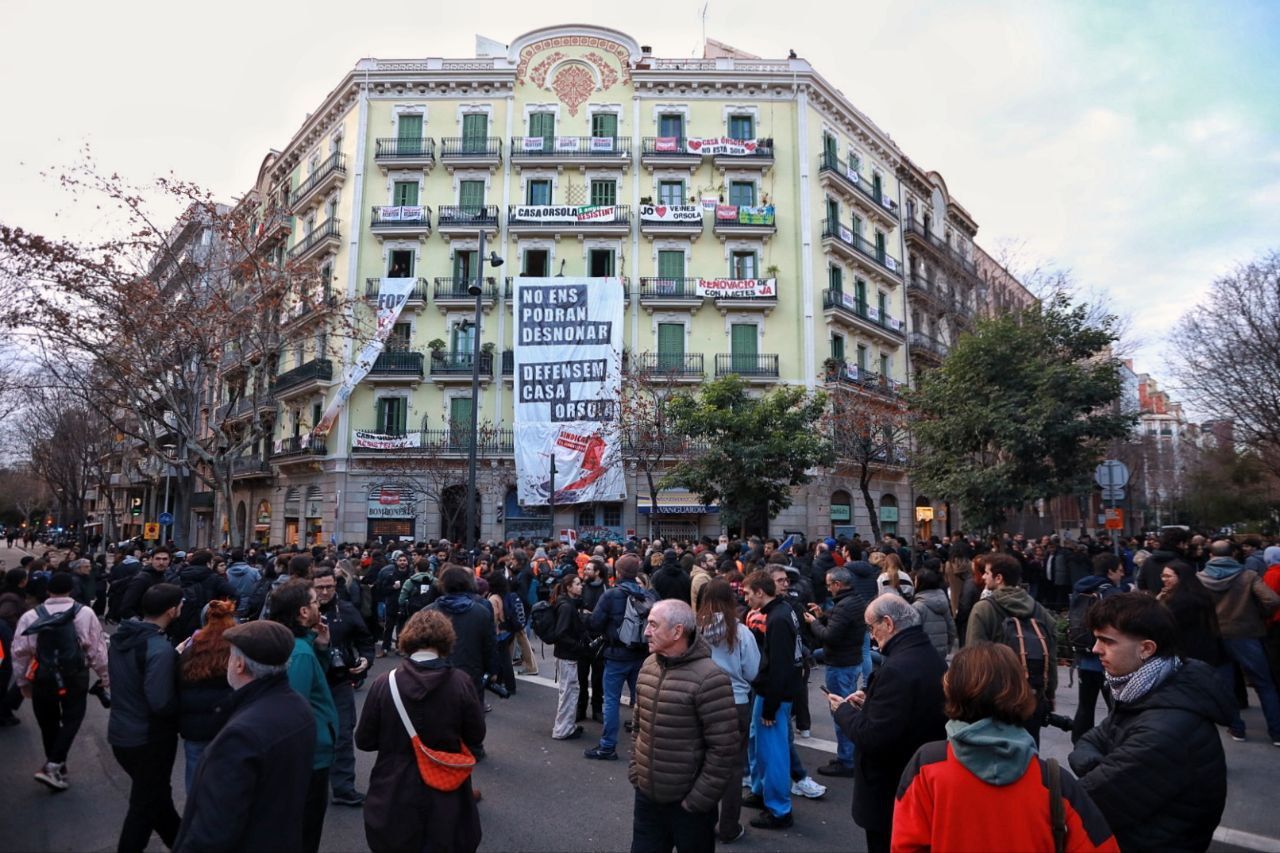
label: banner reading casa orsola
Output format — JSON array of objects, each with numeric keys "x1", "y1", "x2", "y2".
[
  {"x1": 511, "y1": 205, "x2": 619, "y2": 223},
  {"x1": 514, "y1": 277, "x2": 626, "y2": 507}
]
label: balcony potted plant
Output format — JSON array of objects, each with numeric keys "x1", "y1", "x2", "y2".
[
  {"x1": 427, "y1": 338, "x2": 446, "y2": 364},
  {"x1": 822, "y1": 356, "x2": 843, "y2": 381}
]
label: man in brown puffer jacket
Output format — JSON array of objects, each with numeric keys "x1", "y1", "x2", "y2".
[{"x1": 628, "y1": 599, "x2": 738, "y2": 852}]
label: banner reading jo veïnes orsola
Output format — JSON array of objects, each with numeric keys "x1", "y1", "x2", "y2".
[{"x1": 514, "y1": 277, "x2": 626, "y2": 507}]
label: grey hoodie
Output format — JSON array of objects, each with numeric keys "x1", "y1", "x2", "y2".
[{"x1": 913, "y1": 588, "x2": 956, "y2": 660}]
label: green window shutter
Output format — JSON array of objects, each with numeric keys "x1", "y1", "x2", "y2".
[
  {"x1": 459, "y1": 180, "x2": 485, "y2": 209},
  {"x1": 852, "y1": 215, "x2": 862, "y2": 238},
  {"x1": 530, "y1": 112, "x2": 555, "y2": 142},
  {"x1": 452, "y1": 250, "x2": 477, "y2": 284},
  {"x1": 591, "y1": 113, "x2": 618, "y2": 138},
  {"x1": 376, "y1": 398, "x2": 387, "y2": 432},
  {"x1": 823, "y1": 134, "x2": 838, "y2": 163},
  {"x1": 393, "y1": 181, "x2": 418, "y2": 206},
  {"x1": 657, "y1": 250, "x2": 685, "y2": 280},
  {"x1": 825, "y1": 198, "x2": 839, "y2": 228},
  {"x1": 728, "y1": 115, "x2": 753, "y2": 140},
  {"x1": 730, "y1": 324, "x2": 757, "y2": 372},
  {"x1": 449, "y1": 397, "x2": 473, "y2": 431},
  {"x1": 657, "y1": 323, "x2": 684, "y2": 369},
  {"x1": 878, "y1": 291, "x2": 888, "y2": 319},
  {"x1": 880, "y1": 354, "x2": 890, "y2": 378},
  {"x1": 855, "y1": 279, "x2": 867, "y2": 311},
  {"x1": 658, "y1": 113, "x2": 684, "y2": 138},
  {"x1": 872, "y1": 173, "x2": 883, "y2": 201},
  {"x1": 876, "y1": 231, "x2": 887, "y2": 260},
  {"x1": 856, "y1": 344, "x2": 868, "y2": 371},
  {"x1": 462, "y1": 114, "x2": 487, "y2": 142},
  {"x1": 590, "y1": 180, "x2": 617, "y2": 206},
  {"x1": 831, "y1": 335, "x2": 845, "y2": 362},
  {"x1": 829, "y1": 266, "x2": 842, "y2": 292},
  {"x1": 398, "y1": 114, "x2": 422, "y2": 139},
  {"x1": 728, "y1": 181, "x2": 755, "y2": 207}
]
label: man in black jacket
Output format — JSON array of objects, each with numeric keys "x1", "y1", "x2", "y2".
[
  {"x1": 804, "y1": 567, "x2": 866, "y2": 778},
  {"x1": 168, "y1": 550, "x2": 238, "y2": 644},
  {"x1": 831, "y1": 593, "x2": 946, "y2": 853},
  {"x1": 108, "y1": 583, "x2": 183, "y2": 853},
  {"x1": 314, "y1": 566, "x2": 374, "y2": 807},
  {"x1": 117, "y1": 548, "x2": 171, "y2": 621},
  {"x1": 742, "y1": 570, "x2": 803, "y2": 830},
  {"x1": 1069, "y1": 593, "x2": 1233, "y2": 852},
  {"x1": 426, "y1": 566, "x2": 497, "y2": 698},
  {"x1": 174, "y1": 620, "x2": 316, "y2": 853}
]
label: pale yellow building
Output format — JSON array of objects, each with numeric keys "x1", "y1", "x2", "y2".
[{"x1": 215, "y1": 25, "x2": 1017, "y2": 547}]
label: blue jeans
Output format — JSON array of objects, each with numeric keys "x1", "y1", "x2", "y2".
[
  {"x1": 749, "y1": 697, "x2": 792, "y2": 818},
  {"x1": 859, "y1": 632, "x2": 873, "y2": 689},
  {"x1": 183, "y1": 739, "x2": 207, "y2": 795},
  {"x1": 1220, "y1": 637, "x2": 1280, "y2": 740},
  {"x1": 826, "y1": 664, "x2": 862, "y2": 767},
  {"x1": 600, "y1": 657, "x2": 643, "y2": 752}
]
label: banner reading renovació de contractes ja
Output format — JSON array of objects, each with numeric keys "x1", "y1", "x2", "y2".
[
  {"x1": 312, "y1": 277, "x2": 419, "y2": 438},
  {"x1": 514, "y1": 277, "x2": 626, "y2": 507}
]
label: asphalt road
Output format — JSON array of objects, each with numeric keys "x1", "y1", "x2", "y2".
[{"x1": 0, "y1": 541, "x2": 1275, "y2": 851}]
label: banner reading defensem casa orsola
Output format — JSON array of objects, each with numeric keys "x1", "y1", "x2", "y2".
[{"x1": 514, "y1": 277, "x2": 626, "y2": 507}]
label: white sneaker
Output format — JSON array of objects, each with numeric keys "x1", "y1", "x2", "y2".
[
  {"x1": 791, "y1": 776, "x2": 826, "y2": 799},
  {"x1": 34, "y1": 763, "x2": 68, "y2": 791},
  {"x1": 798, "y1": 729, "x2": 812, "y2": 738}
]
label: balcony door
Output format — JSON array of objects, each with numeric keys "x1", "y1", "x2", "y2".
[
  {"x1": 589, "y1": 249, "x2": 615, "y2": 277},
  {"x1": 658, "y1": 113, "x2": 684, "y2": 140},
  {"x1": 730, "y1": 323, "x2": 758, "y2": 373},
  {"x1": 453, "y1": 250, "x2": 478, "y2": 288},
  {"x1": 523, "y1": 248, "x2": 549, "y2": 277},
  {"x1": 529, "y1": 112, "x2": 555, "y2": 148},
  {"x1": 462, "y1": 114, "x2": 488, "y2": 152},
  {"x1": 458, "y1": 180, "x2": 485, "y2": 211},
  {"x1": 397, "y1": 114, "x2": 423, "y2": 154},
  {"x1": 449, "y1": 397, "x2": 473, "y2": 448},
  {"x1": 591, "y1": 112, "x2": 618, "y2": 140},
  {"x1": 657, "y1": 323, "x2": 685, "y2": 371},
  {"x1": 393, "y1": 181, "x2": 418, "y2": 207}
]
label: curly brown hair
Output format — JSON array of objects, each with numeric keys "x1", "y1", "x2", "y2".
[{"x1": 180, "y1": 599, "x2": 238, "y2": 682}]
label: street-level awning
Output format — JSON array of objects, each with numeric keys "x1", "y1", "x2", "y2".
[{"x1": 637, "y1": 490, "x2": 719, "y2": 515}]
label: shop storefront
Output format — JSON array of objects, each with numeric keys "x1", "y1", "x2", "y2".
[
  {"x1": 367, "y1": 484, "x2": 416, "y2": 543},
  {"x1": 503, "y1": 488, "x2": 552, "y2": 541},
  {"x1": 638, "y1": 489, "x2": 718, "y2": 541},
  {"x1": 255, "y1": 500, "x2": 271, "y2": 545}
]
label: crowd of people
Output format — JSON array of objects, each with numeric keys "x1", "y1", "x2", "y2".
[{"x1": 0, "y1": 525, "x2": 1276, "y2": 852}]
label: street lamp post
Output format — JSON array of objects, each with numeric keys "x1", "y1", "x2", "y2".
[
  {"x1": 464, "y1": 231, "x2": 502, "y2": 558},
  {"x1": 161, "y1": 443, "x2": 176, "y2": 545}
]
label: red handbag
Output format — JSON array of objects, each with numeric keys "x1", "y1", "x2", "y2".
[{"x1": 388, "y1": 668, "x2": 476, "y2": 792}]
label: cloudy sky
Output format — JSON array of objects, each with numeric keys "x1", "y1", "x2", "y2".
[{"x1": 3, "y1": 0, "x2": 1277, "y2": 379}]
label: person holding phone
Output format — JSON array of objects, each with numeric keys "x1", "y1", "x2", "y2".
[{"x1": 804, "y1": 567, "x2": 867, "y2": 779}]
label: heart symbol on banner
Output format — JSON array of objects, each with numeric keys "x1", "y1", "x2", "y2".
[
  {"x1": 655, "y1": 206, "x2": 667, "y2": 217},
  {"x1": 688, "y1": 139, "x2": 702, "y2": 151}
]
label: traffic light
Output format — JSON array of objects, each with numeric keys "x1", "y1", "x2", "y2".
[{"x1": 130, "y1": 497, "x2": 143, "y2": 517}]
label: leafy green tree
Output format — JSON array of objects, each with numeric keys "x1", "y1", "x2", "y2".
[
  {"x1": 909, "y1": 294, "x2": 1133, "y2": 530},
  {"x1": 662, "y1": 375, "x2": 833, "y2": 537}
]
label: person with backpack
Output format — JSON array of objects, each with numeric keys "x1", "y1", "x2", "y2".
[
  {"x1": 117, "y1": 548, "x2": 172, "y2": 622},
  {"x1": 397, "y1": 560, "x2": 436, "y2": 621},
  {"x1": 169, "y1": 550, "x2": 238, "y2": 645},
  {"x1": 224, "y1": 548, "x2": 260, "y2": 610},
  {"x1": 1068, "y1": 553, "x2": 1129, "y2": 744},
  {"x1": 548, "y1": 575, "x2": 589, "y2": 740},
  {"x1": 584, "y1": 553, "x2": 655, "y2": 761},
  {"x1": 966, "y1": 554, "x2": 1059, "y2": 746},
  {"x1": 485, "y1": 572, "x2": 523, "y2": 697},
  {"x1": 11, "y1": 571, "x2": 110, "y2": 791},
  {"x1": 577, "y1": 559, "x2": 607, "y2": 723},
  {"x1": 894, "y1": 642, "x2": 1118, "y2": 852},
  {"x1": 108, "y1": 583, "x2": 184, "y2": 853}
]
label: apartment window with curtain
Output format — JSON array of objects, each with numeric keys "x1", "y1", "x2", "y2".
[
  {"x1": 451, "y1": 321, "x2": 475, "y2": 354},
  {"x1": 728, "y1": 114, "x2": 754, "y2": 140},
  {"x1": 730, "y1": 251, "x2": 758, "y2": 279},
  {"x1": 728, "y1": 181, "x2": 756, "y2": 207},
  {"x1": 526, "y1": 179, "x2": 552, "y2": 205},
  {"x1": 658, "y1": 180, "x2": 685, "y2": 206},
  {"x1": 590, "y1": 180, "x2": 617, "y2": 206},
  {"x1": 452, "y1": 250, "x2": 477, "y2": 285}
]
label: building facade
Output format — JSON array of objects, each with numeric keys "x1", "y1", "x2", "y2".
[{"x1": 210, "y1": 25, "x2": 1020, "y2": 547}]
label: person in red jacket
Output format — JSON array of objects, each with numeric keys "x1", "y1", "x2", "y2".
[{"x1": 892, "y1": 642, "x2": 1118, "y2": 853}]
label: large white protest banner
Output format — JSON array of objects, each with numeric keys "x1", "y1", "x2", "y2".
[{"x1": 514, "y1": 278, "x2": 626, "y2": 506}]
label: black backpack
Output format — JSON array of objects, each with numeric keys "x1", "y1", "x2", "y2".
[
  {"x1": 402, "y1": 574, "x2": 435, "y2": 617},
  {"x1": 1000, "y1": 609, "x2": 1051, "y2": 699},
  {"x1": 502, "y1": 592, "x2": 527, "y2": 634},
  {"x1": 23, "y1": 604, "x2": 87, "y2": 687},
  {"x1": 1067, "y1": 591, "x2": 1100, "y2": 651},
  {"x1": 530, "y1": 600, "x2": 558, "y2": 644},
  {"x1": 168, "y1": 579, "x2": 215, "y2": 644}
]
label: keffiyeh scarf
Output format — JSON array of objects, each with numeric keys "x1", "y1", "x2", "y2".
[{"x1": 1106, "y1": 654, "x2": 1180, "y2": 704}]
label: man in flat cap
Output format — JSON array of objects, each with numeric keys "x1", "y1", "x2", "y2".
[{"x1": 173, "y1": 620, "x2": 316, "y2": 853}]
